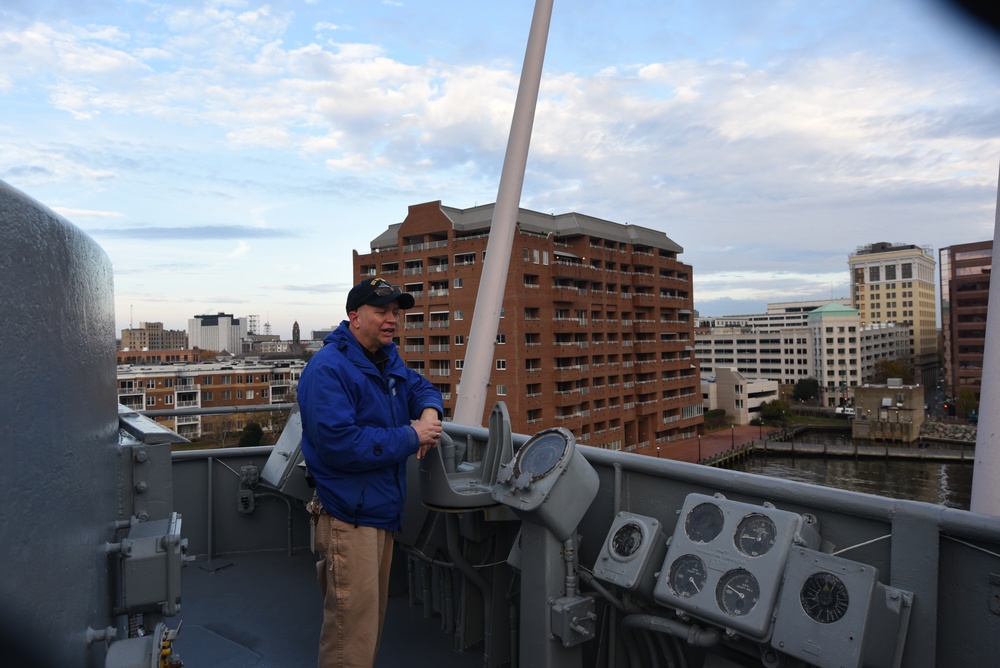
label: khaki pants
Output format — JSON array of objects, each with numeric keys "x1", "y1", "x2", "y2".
[{"x1": 315, "y1": 514, "x2": 393, "y2": 668}]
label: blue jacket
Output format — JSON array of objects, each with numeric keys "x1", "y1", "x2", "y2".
[{"x1": 297, "y1": 321, "x2": 443, "y2": 531}]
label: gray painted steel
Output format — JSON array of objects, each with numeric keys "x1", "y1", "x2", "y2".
[{"x1": 0, "y1": 180, "x2": 119, "y2": 666}]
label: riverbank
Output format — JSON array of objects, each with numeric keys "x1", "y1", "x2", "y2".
[{"x1": 703, "y1": 438, "x2": 975, "y2": 468}]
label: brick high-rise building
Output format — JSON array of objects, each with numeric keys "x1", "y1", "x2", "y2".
[
  {"x1": 848, "y1": 242, "x2": 937, "y2": 386},
  {"x1": 353, "y1": 201, "x2": 704, "y2": 456},
  {"x1": 940, "y1": 240, "x2": 992, "y2": 406}
]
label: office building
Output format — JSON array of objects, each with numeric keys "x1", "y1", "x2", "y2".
[
  {"x1": 940, "y1": 240, "x2": 992, "y2": 405},
  {"x1": 696, "y1": 302, "x2": 910, "y2": 406},
  {"x1": 695, "y1": 298, "x2": 851, "y2": 329},
  {"x1": 120, "y1": 322, "x2": 188, "y2": 351},
  {"x1": 848, "y1": 242, "x2": 937, "y2": 385},
  {"x1": 353, "y1": 201, "x2": 704, "y2": 455},
  {"x1": 188, "y1": 312, "x2": 247, "y2": 354},
  {"x1": 701, "y1": 367, "x2": 780, "y2": 425}
]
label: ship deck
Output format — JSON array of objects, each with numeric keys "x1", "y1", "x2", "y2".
[{"x1": 174, "y1": 550, "x2": 483, "y2": 668}]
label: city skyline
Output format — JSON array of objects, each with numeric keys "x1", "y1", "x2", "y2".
[{"x1": 2, "y1": 1, "x2": 999, "y2": 339}]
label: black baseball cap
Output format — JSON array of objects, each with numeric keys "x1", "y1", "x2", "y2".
[{"x1": 346, "y1": 277, "x2": 415, "y2": 313}]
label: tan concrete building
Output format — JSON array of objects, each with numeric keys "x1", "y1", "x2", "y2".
[
  {"x1": 120, "y1": 321, "x2": 188, "y2": 351},
  {"x1": 701, "y1": 367, "x2": 780, "y2": 425},
  {"x1": 851, "y1": 380, "x2": 925, "y2": 443},
  {"x1": 848, "y1": 242, "x2": 937, "y2": 386},
  {"x1": 353, "y1": 201, "x2": 704, "y2": 456}
]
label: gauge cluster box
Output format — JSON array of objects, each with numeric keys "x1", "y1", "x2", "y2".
[
  {"x1": 491, "y1": 427, "x2": 599, "y2": 541},
  {"x1": 770, "y1": 547, "x2": 878, "y2": 668},
  {"x1": 592, "y1": 512, "x2": 667, "y2": 597},
  {"x1": 652, "y1": 493, "x2": 803, "y2": 639}
]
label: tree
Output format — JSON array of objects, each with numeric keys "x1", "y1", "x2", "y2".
[
  {"x1": 239, "y1": 422, "x2": 264, "y2": 447},
  {"x1": 198, "y1": 348, "x2": 220, "y2": 362},
  {"x1": 759, "y1": 399, "x2": 791, "y2": 424},
  {"x1": 793, "y1": 378, "x2": 820, "y2": 402},
  {"x1": 957, "y1": 389, "x2": 978, "y2": 418},
  {"x1": 868, "y1": 358, "x2": 914, "y2": 385}
]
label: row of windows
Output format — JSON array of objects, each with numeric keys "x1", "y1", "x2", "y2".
[{"x1": 144, "y1": 388, "x2": 268, "y2": 404}]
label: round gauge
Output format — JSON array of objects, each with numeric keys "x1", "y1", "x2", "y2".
[
  {"x1": 685, "y1": 502, "x2": 725, "y2": 543},
  {"x1": 800, "y1": 572, "x2": 850, "y2": 624},
  {"x1": 667, "y1": 554, "x2": 708, "y2": 599},
  {"x1": 735, "y1": 513, "x2": 778, "y2": 557},
  {"x1": 515, "y1": 431, "x2": 568, "y2": 480},
  {"x1": 611, "y1": 522, "x2": 644, "y2": 558},
  {"x1": 716, "y1": 569, "x2": 761, "y2": 617}
]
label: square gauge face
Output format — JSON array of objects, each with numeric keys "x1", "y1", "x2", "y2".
[
  {"x1": 770, "y1": 548, "x2": 878, "y2": 668},
  {"x1": 592, "y1": 512, "x2": 666, "y2": 594},
  {"x1": 652, "y1": 493, "x2": 802, "y2": 640}
]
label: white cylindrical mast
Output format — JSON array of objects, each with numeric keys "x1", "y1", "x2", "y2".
[
  {"x1": 970, "y1": 161, "x2": 1000, "y2": 517},
  {"x1": 453, "y1": 0, "x2": 553, "y2": 427}
]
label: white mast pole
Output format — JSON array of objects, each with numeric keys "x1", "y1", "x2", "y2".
[
  {"x1": 970, "y1": 160, "x2": 1000, "y2": 516},
  {"x1": 453, "y1": 0, "x2": 553, "y2": 427}
]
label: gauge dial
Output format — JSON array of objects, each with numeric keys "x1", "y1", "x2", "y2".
[
  {"x1": 515, "y1": 431, "x2": 567, "y2": 480},
  {"x1": 800, "y1": 572, "x2": 850, "y2": 623},
  {"x1": 668, "y1": 554, "x2": 707, "y2": 599},
  {"x1": 716, "y1": 569, "x2": 760, "y2": 617},
  {"x1": 611, "y1": 522, "x2": 643, "y2": 558},
  {"x1": 685, "y1": 502, "x2": 725, "y2": 543},
  {"x1": 735, "y1": 513, "x2": 777, "y2": 557}
]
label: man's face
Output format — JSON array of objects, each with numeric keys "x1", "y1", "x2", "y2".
[{"x1": 349, "y1": 301, "x2": 401, "y2": 352}]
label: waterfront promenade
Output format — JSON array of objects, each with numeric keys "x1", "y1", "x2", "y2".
[{"x1": 656, "y1": 424, "x2": 763, "y2": 464}]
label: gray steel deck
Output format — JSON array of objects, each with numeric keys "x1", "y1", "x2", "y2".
[{"x1": 174, "y1": 550, "x2": 483, "y2": 667}]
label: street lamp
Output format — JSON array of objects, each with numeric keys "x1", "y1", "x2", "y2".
[
  {"x1": 697, "y1": 434, "x2": 702, "y2": 462},
  {"x1": 656, "y1": 446, "x2": 661, "y2": 458},
  {"x1": 730, "y1": 424, "x2": 735, "y2": 449}
]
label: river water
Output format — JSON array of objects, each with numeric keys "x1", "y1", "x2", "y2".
[{"x1": 730, "y1": 430, "x2": 975, "y2": 510}]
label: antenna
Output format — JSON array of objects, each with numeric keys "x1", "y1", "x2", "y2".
[{"x1": 129, "y1": 304, "x2": 133, "y2": 329}]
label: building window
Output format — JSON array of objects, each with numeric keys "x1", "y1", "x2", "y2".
[
  {"x1": 496, "y1": 384, "x2": 507, "y2": 396},
  {"x1": 869, "y1": 267, "x2": 880, "y2": 282},
  {"x1": 164, "y1": 395, "x2": 174, "y2": 405},
  {"x1": 454, "y1": 310, "x2": 464, "y2": 320},
  {"x1": 454, "y1": 277, "x2": 463, "y2": 288},
  {"x1": 455, "y1": 360, "x2": 464, "y2": 370},
  {"x1": 237, "y1": 390, "x2": 244, "y2": 399},
  {"x1": 146, "y1": 379, "x2": 156, "y2": 389},
  {"x1": 204, "y1": 391, "x2": 213, "y2": 401},
  {"x1": 203, "y1": 376, "x2": 213, "y2": 385},
  {"x1": 901, "y1": 263, "x2": 912, "y2": 279},
  {"x1": 246, "y1": 390, "x2": 254, "y2": 400},
  {"x1": 496, "y1": 334, "x2": 506, "y2": 344},
  {"x1": 496, "y1": 359, "x2": 506, "y2": 370},
  {"x1": 223, "y1": 390, "x2": 232, "y2": 400},
  {"x1": 455, "y1": 335, "x2": 465, "y2": 346},
  {"x1": 146, "y1": 395, "x2": 156, "y2": 406},
  {"x1": 885, "y1": 265, "x2": 896, "y2": 280}
]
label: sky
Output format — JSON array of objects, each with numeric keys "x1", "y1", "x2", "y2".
[{"x1": 2, "y1": 0, "x2": 999, "y2": 340}]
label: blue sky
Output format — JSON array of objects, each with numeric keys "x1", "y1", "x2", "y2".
[{"x1": 2, "y1": 0, "x2": 998, "y2": 339}]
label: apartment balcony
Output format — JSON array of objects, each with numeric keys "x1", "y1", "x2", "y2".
[
  {"x1": 631, "y1": 293, "x2": 657, "y2": 308},
  {"x1": 429, "y1": 369, "x2": 451, "y2": 377},
  {"x1": 118, "y1": 386, "x2": 144, "y2": 396}
]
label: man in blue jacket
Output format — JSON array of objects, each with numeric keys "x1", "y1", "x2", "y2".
[{"x1": 298, "y1": 277, "x2": 444, "y2": 668}]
